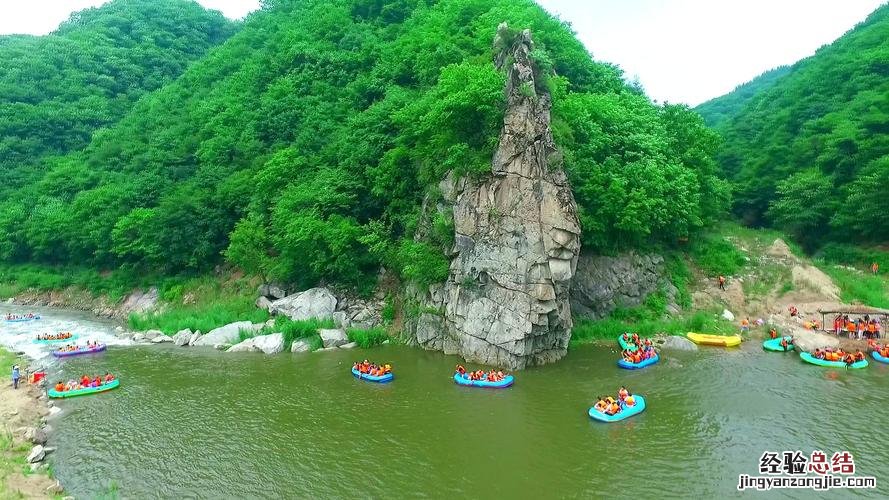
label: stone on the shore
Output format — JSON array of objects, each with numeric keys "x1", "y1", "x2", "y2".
[
  {"x1": 269, "y1": 287, "x2": 337, "y2": 321},
  {"x1": 193, "y1": 321, "x2": 261, "y2": 346},
  {"x1": 339, "y1": 342, "x2": 357, "y2": 349},
  {"x1": 214, "y1": 343, "x2": 232, "y2": 351},
  {"x1": 47, "y1": 406, "x2": 61, "y2": 417},
  {"x1": 315, "y1": 346, "x2": 338, "y2": 352},
  {"x1": 188, "y1": 331, "x2": 203, "y2": 346},
  {"x1": 291, "y1": 339, "x2": 312, "y2": 353},
  {"x1": 256, "y1": 296, "x2": 273, "y2": 311},
  {"x1": 259, "y1": 283, "x2": 288, "y2": 300},
  {"x1": 144, "y1": 329, "x2": 164, "y2": 341},
  {"x1": 332, "y1": 311, "x2": 350, "y2": 328},
  {"x1": 791, "y1": 329, "x2": 839, "y2": 353},
  {"x1": 173, "y1": 329, "x2": 193, "y2": 346},
  {"x1": 227, "y1": 333, "x2": 285, "y2": 354},
  {"x1": 46, "y1": 481, "x2": 63, "y2": 494},
  {"x1": 319, "y1": 328, "x2": 349, "y2": 348},
  {"x1": 661, "y1": 336, "x2": 699, "y2": 351},
  {"x1": 151, "y1": 334, "x2": 173, "y2": 343},
  {"x1": 25, "y1": 427, "x2": 48, "y2": 445},
  {"x1": 26, "y1": 445, "x2": 45, "y2": 463},
  {"x1": 722, "y1": 309, "x2": 735, "y2": 322}
]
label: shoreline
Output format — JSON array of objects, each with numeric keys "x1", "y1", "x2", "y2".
[{"x1": 0, "y1": 348, "x2": 64, "y2": 498}]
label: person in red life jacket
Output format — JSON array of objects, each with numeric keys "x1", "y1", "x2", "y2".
[{"x1": 779, "y1": 337, "x2": 789, "y2": 351}]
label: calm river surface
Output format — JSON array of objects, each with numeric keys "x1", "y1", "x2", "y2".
[{"x1": 2, "y1": 305, "x2": 887, "y2": 498}]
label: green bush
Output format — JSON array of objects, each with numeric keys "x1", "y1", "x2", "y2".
[
  {"x1": 261, "y1": 317, "x2": 336, "y2": 351},
  {"x1": 816, "y1": 243, "x2": 889, "y2": 273},
  {"x1": 396, "y1": 240, "x2": 450, "y2": 287},
  {"x1": 688, "y1": 233, "x2": 746, "y2": 276},
  {"x1": 821, "y1": 266, "x2": 889, "y2": 309},
  {"x1": 346, "y1": 327, "x2": 389, "y2": 348},
  {"x1": 129, "y1": 297, "x2": 269, "y2": 335}
]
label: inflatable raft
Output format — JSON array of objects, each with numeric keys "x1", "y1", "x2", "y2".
[
  {"x1": 763, "y1": 336, "x2": 794, "y2": 352},
  {"x1": 48, "y1": 379, "x2": 119, "y2": 399},
  {"x1": 33, "y1": 334, "x2": 78, "y2": 344},
  {"x1": 872, "y1": 351, "x2": 889, "y2": 364},
  {"x1": 5, "y1": 315, "x2": 40, "y2": 323},
  {"x1": 617, "y1": 352, "x2": 659, "y2": 370},
  {"x1": 588, "y1": 395, "x2": 646, "y2": 423},
  {"x1": 800, "y1": 352, "x2": 868, "y2": 369},
  {"x1": 453, "y1": 373, "x2": 514, "y2": 389},
  {"x1": 52, "y1": 344, "x2": 106, "y2": 358},
  {"x1": 686, "y1": 332, "x2": 742, "y2": 347},
  {"x1": 351, "y1": 366, "x2": 393, "y2": 383},
  {"x1": 617, "y1": 335, "x2": 639, "y2": 351}
]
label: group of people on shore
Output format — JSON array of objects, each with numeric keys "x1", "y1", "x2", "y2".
[
  {"x1": 455, "y1": 365, "x2": 508, "y2": 382},
  {"x1": 811, "y1": 348, "x2": 865, "y2": 365},
  {"x1": 592, "y1": 387, "x2": 637, "y2": 416},
  {"x1": 36, "y1": 332, "x2": 73, "y2": 341},
  {"x1": 832, "y1": 315, "x2": 881, "y2": 339},
  {"x1": 353, "y1": 360, "x2": 391, "y2": 377},
  {"x1": 53, "y1": 373, "x2": 115, "y2": 392}
]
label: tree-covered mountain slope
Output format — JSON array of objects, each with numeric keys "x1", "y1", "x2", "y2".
[
  {"x1": 695, "y1": 65, "x2": 790, "y2": 128},
  {"x1": 0, "y1": 0, "x2": 725, "y2": 293},
  {"x1": 0, "y1": 0, "x2": 236, "y2": 194},
  {"x1": 698, "y1": 3, "x2": 889, "y2": 248}
]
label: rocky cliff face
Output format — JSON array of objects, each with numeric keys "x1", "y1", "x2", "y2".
[
  {"x1": 571, "y1": 252, "x2": 674, "y2": 319},
  {"x1": 411, "y1": 24, "x2": 581, "y2": 369}
]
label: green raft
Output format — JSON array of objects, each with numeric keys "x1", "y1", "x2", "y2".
[
  {"x1": 48, "y1": 379, "x2": 119, "y2": 398},
  {"x1": 763, "y1": 336, "x2": 794, "y2": 352},
  {"x1": 800, "y1": 352, "x2": 868, "y2": 369},
  {"x1": 617, "y1": 334, "x2": 639, "y2": 351}
]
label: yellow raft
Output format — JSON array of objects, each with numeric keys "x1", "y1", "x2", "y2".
[{"x1": 686, "y1": 332, "x2": 742, "y2": 347}]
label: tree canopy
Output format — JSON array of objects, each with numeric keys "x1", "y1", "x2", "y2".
[{"x1": 0, "y1": 0, "x2": 726, "y2": 291}]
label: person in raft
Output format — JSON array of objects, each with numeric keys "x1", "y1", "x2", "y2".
[
  {"x1": 868, "y1": 340, "x2": 889, "y2": 358},
  {"x1": 455, "y1": 365, "x2": 508, "y2": 382},
  {"x1": 772, "y1": 336, "x2": 793, "y2": 352},
  {"x1": 593, "y1": 388, "x2": 637, "y2": 416},
  {"x1": 621, "y1": 345, "x2": 656, "y2": 364},
  {"x1": 54, "y1": 373, "x2": 115, "y2": 393},
  {"x1": 353, "y1": 360, "x2": 391, "y2": 377},
  {"x1": 37, "y1": 332, "x2": 72, "y2": 341}
]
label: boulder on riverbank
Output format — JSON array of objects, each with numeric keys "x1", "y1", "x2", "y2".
[
  {"x1": 256, "y1": 296, "x2": 273, "y2": 311},
  {"x1": 227, "y1": 333, "x2": 285, "y2": 354},
  {"x1": 790, "y1": 329, "x2": 839, "y2": 353},
  {"x1": 188, "y1": 331, "x2": 202, "y2": 346},
  {"x1": 291, "y1": 339, "x2": 312, "y2": 353},
  {"x1": 259, "y1": 283, "x2": 288, "y2": 300},
  {"x1": 26, "y1": 445, "x2": 45, "y2": 463},
  {"x1": 269, "y1": 287, "x2": 337, "y2": 321},
  {"x1": 660, "y1": 335, "x2": 698, "y2": 351},
  {"x1": 172, "y1": 329, "x2": 193, "y2": 346},
  {"x1": 193, "y1": 321, "x2": 262, "y2": 347},
  {"x1": 151, "y1": 334, "x2": 173, "y2": 343},
  {"x1": 319, "y1": 328, "x2": 349, "y2": 348}
]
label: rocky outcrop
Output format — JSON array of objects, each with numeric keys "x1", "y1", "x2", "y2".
[
  {"x1": 193, "y1": 321, "x2": 262, "y2": 347},
  {"x1": 409, "y1": 24, "x2": 581, "y2": 369},
  {"x1": 26, "y1": 445, "x2": 45, "y2": 464},
  {"x1": 172, "y1": 329, "x2": 193, "y2": 346},
  {"x1": 791, "y1": 329, "x2": 840, "y2": 353},
  {"x1": 660, "y1": 336, "x2": 698, "y2": 351},
  {"x1": 255, "y1": 296, "x2": 273, "y2": 311},
  {"x1": 227, "y1": 333, "x2": 285, "y2": 354},
  {"x1": 258, "y1": 283, "x2": 288, "y2": 300},
  {"x1": 188, "y1": 331, "x2": 203, "y2": 346},
  {"x1": 319, "y1": 329, "x2": 349, "y2": 348},
  {"x1": 269, "y1": 287, "x2": 337, "y2": 321},
  {"x1": 570, "y1": 252, "x2": 666, "y2": 319},
  {"x1": 291, "y1": 339, "x2": 313, "y2": 353},
  {"x1": 119, "y1": 287, "x2": 159, "y2": 315},
  {"x1": 151, "y1": 334, "x2": 173, "y2": 343}
]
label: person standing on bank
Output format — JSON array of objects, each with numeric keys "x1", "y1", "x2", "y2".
[{"x1": 12, "y1": 364, "x2": 21, "y2": 390}]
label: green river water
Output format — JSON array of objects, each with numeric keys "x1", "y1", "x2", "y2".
[{"x1": 4, "y1": 308, "x2": 887, "y2": 498}]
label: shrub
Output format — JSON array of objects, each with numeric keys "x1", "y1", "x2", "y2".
[
  {"x1": 688, "y1": 233, "x2": 746, "y2": 276},
  {"x1": 346, "y1": 327, "x2": 389, "y2": 348}
]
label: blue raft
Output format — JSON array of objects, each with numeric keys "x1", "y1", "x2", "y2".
[
  {"x1": 588, "y1": 395, "x2": 647, "y2": 423},
  {"x1": 763, "y1": 336, "x2": 794, "y2": 352},
  {"x1": 5, "y1": 315, "x2": 41, "y2": 323},
  {"x1": 351, "y1": 366, "x2": 393, "y2": 383},
  {"x1": 453, "y1": 373, "x2": 514, "y2": 389},
  {"x1": 617, "y1": 352, "x2": 659, "y2": 370},
  {"x1": 872, "y1": 351, "x2": 889, "y2": 364}
]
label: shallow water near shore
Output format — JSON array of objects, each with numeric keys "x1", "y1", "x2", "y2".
[{"x1": 3, "y1": 306, "x2": 888, "y2": 498}]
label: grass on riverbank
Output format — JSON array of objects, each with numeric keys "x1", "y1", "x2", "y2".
[
  {"x1": 245, "y1": 317, "x2": 334, "y2": 351},
  {"x1": 571, "y1": 309, "x2": 737, "y2": 346},
  {"x1": 0, "y1": 263, "x2": 166, "y2": 302},
  {"x1": 129, "y1": 275, "x2": 268, "y2": 334}
]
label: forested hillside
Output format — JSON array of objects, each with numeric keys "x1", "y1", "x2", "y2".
[
  {"x1": 697, "y1": 3, "x2": 889, "y2": 249},
  {"x1": 695, "y1": 65, "x2": 790, "y2": 128},
  {"x1": 0, "y1": 0, "x2": 236, "y2": 195},
  {"x1": 0, "y1": 0, "x2": 726, "y2": 293}
]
